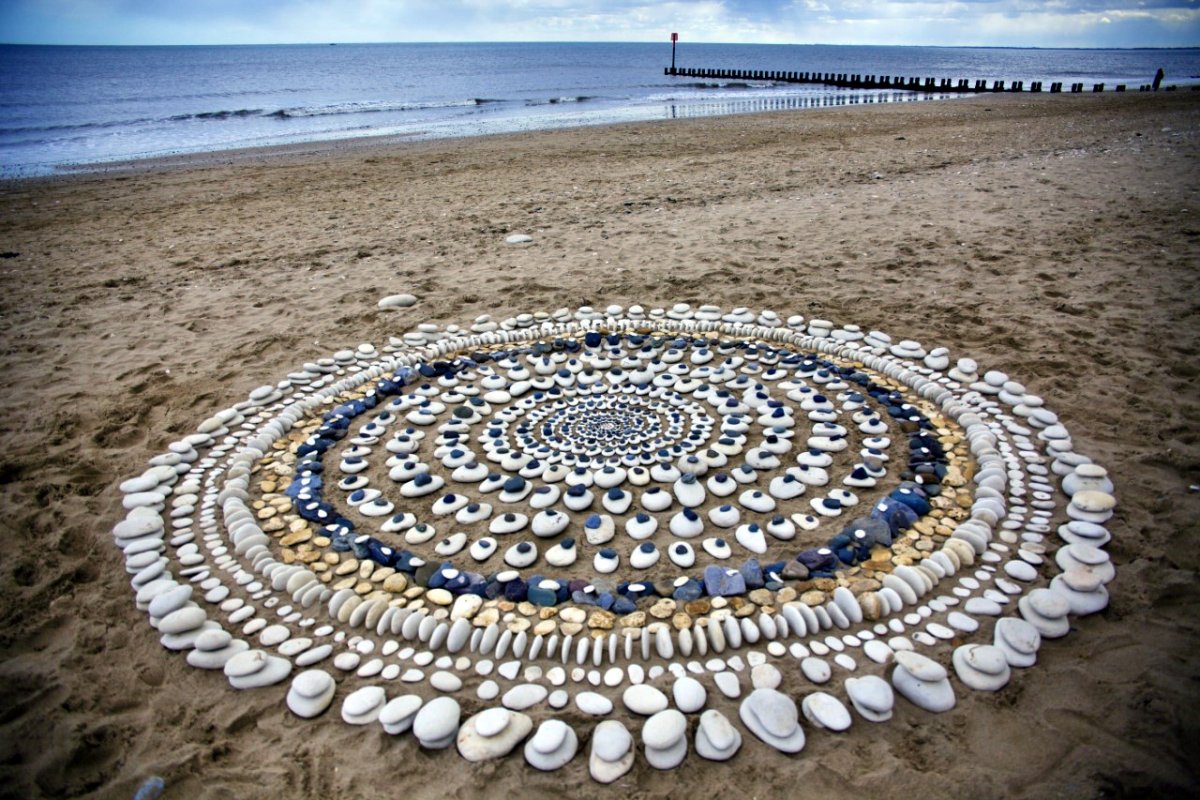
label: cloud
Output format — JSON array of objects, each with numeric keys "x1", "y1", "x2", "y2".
[{"x1": 1, "y1": 0, "x2": 1198, "y2": 46}]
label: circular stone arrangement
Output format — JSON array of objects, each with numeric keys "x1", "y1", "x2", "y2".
[{"x1": 113, "y1": 303, "x2": 1117, "y2": 778}]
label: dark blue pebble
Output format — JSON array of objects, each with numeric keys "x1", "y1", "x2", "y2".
[
  {"x1": 739, "y1": 559, "x2": 765, "y2": 590},
  {"x1": 612, "y1": 596, "x2": 637, "y2": 615},
  {"x1": 889, "y1": 486, "x2": 931, "y2": 516},
  {"x1": 350, "y1": 535, "x2": 373, "y2": 559},
  {"x1": 797, "y1": 548, "x2": 838, "y2": 572},
  {"x1": 703, "y1": 565, "x2": 746, "y2": 597},
  {"x1": 672, "y1": 579, "x2": 703, "y2": 603},
  {"x1": 527, "y1": 585, "x2": 558, "y2": 607},
  {"x1": 869, "y1": 498, "x2": 916, "y2": 541}
]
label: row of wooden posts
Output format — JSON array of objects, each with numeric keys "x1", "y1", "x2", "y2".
[{"x1": 664, "y1": 67, "x2": 1182, "y2": 94}]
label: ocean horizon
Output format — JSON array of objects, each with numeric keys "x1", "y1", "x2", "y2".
[{"x1": 2, "y1": 41, "x2": 1197, "y2": 176}]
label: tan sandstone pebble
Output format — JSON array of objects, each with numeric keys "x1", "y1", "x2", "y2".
[
  {"x1": 649, "y1": 599, "x2": 677, "y2": 619},
  {"x1": 588, "y1": 610, "x2": 616, "y2": 630},
  {"x1": 847, "y1": 578, "x2": 881, "y2": 594},
  {"x1": 382, "y1": 574, "x2": 409, "y2": 593},
  {"x1": 748, "y1": 589, "x2": 775, "y2": 606},
  {"x1": 280, "y1": 530, "x2": 312, "y2": 547},
  {"x1": 801, "y1": 590, "x2": 827, "y2": 606},
  {"x1": 685, "y1": 599, "x2": 711, "y2": 616},
  {"x1": 473, "y1": 608, "x2": 500, "y2": 627}
]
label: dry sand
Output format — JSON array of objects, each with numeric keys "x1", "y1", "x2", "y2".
[{"x1": 0, "y1": 91, "x2": 1198, "y2": 800}]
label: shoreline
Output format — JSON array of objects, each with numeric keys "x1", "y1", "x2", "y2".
[
  {"x1": 0, "y1": 92, "x2": 1198, "y2": 799},
  {"x1": 11, "y1": 89, "x2": 972, "y2": 181},
  {"x1": 1, "y1": 88, "x2": 1179, "y2": 183}
]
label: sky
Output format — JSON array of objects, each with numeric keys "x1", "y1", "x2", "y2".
[{"x1": 1, "y1": 0, "x2": 1198, "y2": 48}]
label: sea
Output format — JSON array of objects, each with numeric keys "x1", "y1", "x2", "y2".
[{"x1": 2, "y1": 42, "x2": 1198, "y2": 176}]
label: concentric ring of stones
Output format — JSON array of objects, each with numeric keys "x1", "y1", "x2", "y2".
[{"x1": 114, "y1": 303, "x2": 1116, "y2": 776}]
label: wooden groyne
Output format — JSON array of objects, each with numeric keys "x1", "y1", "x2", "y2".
[{"x1": 664, "y1": 67, "x2": 1184, "y2": 94}]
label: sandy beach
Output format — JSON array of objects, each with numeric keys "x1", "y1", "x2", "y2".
[{"x1": 0, "y1": 91, "x2": 1198, "y2": 800}]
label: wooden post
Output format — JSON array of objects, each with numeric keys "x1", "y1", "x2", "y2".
[{"x1": 670, "y1": 33, "x2": 678, "y2": 75}]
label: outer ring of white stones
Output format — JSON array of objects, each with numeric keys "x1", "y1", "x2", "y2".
[{"x1": 114, "y1": 305, "x2": 1116, "y2": 772}]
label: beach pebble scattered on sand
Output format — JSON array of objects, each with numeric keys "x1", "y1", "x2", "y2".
[{"x1": 378, "y1": 293, "x2": 418, "y2": 309}]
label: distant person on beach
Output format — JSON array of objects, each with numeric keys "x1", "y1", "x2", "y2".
[{"x1": 1153, "y1": 68, "x2": 1164, "y2": 90}]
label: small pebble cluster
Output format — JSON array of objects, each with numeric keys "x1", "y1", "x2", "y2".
[{"x1": 113, "y1": 300, "x2": 1117, "y2": 778}]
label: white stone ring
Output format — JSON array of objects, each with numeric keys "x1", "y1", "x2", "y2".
[{"x1": 114, "y1": 303, "x2": 1115, "y2": 777}]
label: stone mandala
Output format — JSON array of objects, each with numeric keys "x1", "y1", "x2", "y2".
[{"x1": 114, "y1": 303, "x2": 1117, "y2": 776}]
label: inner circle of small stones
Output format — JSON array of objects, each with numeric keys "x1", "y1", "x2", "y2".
[{"x1": 508, "y1": 394, "x2": 706, "y2": 462}]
